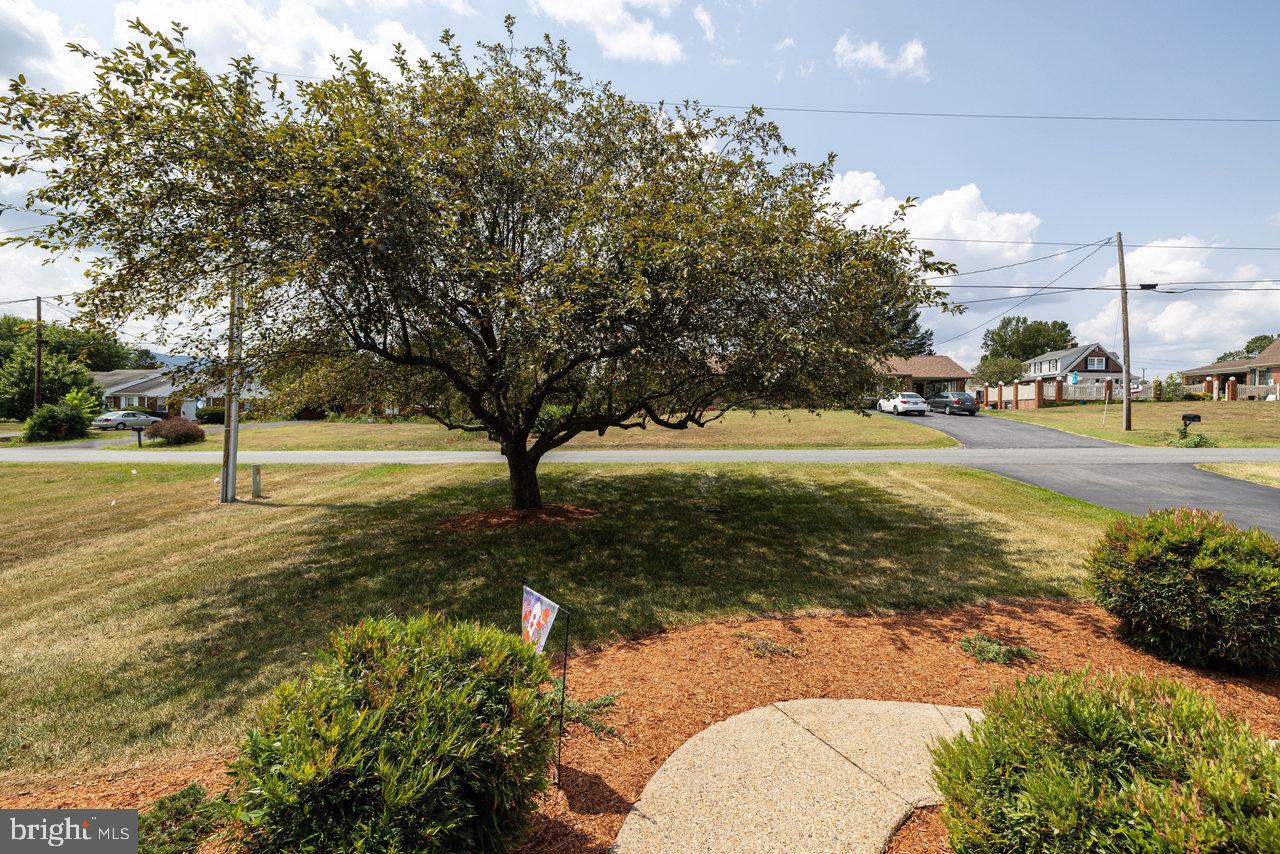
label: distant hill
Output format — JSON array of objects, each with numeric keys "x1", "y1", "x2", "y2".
[{"x1": 153, "y1": 352, "x2": 192, "y2": 368}]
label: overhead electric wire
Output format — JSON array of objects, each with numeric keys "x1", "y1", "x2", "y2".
[
  {"x1": 647, "y1": 101, "x2": 1280, "y2": 124},
  {"x1": 925, "y1": 242, "x2": 1106, "y2": 280},
  {"x1": 935, "y1": 237, "x2": 1113, "y2": 346},
  {"x1": 913, "y1": 236, "x2": 1280, "y2": 251}
]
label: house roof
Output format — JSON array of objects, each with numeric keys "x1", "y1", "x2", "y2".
[
  {"x1": 1252, "y1": 337, "x2": 1280, "y2": 367},
  {"x1": 1023, "y1": 342, "x2": 1121, "y2": 373},
  {"x1": 111, "y1": 375, "x2": 176, "y2": 396},
  {"x1": 1180, "y1": 358, "x2": 1255, "y2": 378},
  {"x1": 886, "y1": 354, "x2": 971, "y2": 379},
  {"x1": 91, "y1": 369, "x2": 163, "y2": 393}
]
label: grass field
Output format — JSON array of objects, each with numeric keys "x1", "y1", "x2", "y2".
[
  {"x1": 0, "y1": 461, "x2": 1115, "y2": 774},
  {"x1": 992, "y1": 400, "x2": 1280, "y2": 446},
  {"x1": 1198, "y1": 463, "x2": 1280, "y2": 490},
  {"x1": 123, "y1": 409, "x2": 957, "y2": 452}
]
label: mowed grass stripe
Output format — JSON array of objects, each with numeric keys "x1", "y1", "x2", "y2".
[{"x1": 0, "y1": 462, "x2": 1118, "y2": 774}]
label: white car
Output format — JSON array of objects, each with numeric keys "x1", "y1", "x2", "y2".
[
  {"x1": 93, "y1": 410, "x2": 162, "y2": 430},
  {"x1": 876, "y1": 392, "x2": 928, "y2": 416}
]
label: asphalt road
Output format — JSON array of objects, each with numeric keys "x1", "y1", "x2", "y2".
[{"x1": 893, "y1": 410, "x2": 1280, "y2": 535}]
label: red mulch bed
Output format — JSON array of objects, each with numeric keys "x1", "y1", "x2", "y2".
[
  {"x1": 887, "y1": 806, "x2": 950, "y2": 854},
  {"x1": 3, "y1": 599, "x2": 1278, "y2": 853},
  {"x1": 437, "y1": 503, "x2": 600, "y2": 532}
]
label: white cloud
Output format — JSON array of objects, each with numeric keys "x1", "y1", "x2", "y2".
[
  {"x1": 531, "y1": 0, "x2": 684, "y2": 63},
  {"x1": 828, "y1": 170, "x2": 1041, "y2": 263},
  {"x1": 112, "y1": 0, "x2": 435, "y2": 78},
  {"x1": 796, "y1": 59, "x2": 815, "y2": 77},
  {"x1": 1267, "y1": 212, "x2": 1280, "y2": 228},
  {"x1": 0, "y1": 0, "x2": 99, "y2": 90},
  {"x1": 833, "y1": 31, "x2": 928, "y2": 80},
  {"x1": 773, "y1": 36, "x2": 794, "y2": 51},
  {"x1": 692, "y1": 4, "x2": 714, "y2": 42}
]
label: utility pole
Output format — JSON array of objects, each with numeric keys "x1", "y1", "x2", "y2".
[
  {"x1": 32, "y1": 296, "x2": 42, "y2": 410},
  {"x1": 220, "y1": 284, "x2": 241, "y2": 503},
  {"x1": 1115, "y1": 232, "x2": 1132, "y2": 431}
]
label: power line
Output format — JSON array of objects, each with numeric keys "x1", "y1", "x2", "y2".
[
  {"x1": 925, "y1": 242, "x2": 1105, "y2": 281},
  {"x1": 913, "y1": 236, "x2": 1280, "y2": 251},
  {"x1": 650, "y1": 100, "x2": 1280, "y2": 124},
  {"x1": 936, "y1": 237, "x2": 1113, "y2": 346}
]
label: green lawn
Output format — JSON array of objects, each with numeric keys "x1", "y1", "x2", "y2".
[
  {"x1": 121, "y1": 408, "x2": 957, "y2": 452},
  {"x1": 1197, "y1": 463, "x2": 1280, "y2": 490},
  {"x1": 992, "y1": 400, "x2": 1280, "y2": 446},
  {"x1": 0, "y1": 461, "x2": 1115, "y2": 774}
]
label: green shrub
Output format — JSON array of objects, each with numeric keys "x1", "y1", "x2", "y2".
[
  {"x1": 195, "y1": 406, "x2": 224, "y2": 424},
  {"x1": 1088, "y1": 508, "x2": 1280, "y2": 671},
  {"x1": 230, "y1": 614, "x2": 555, "y2": 853},
  {"x1": 144, "y1": 417, "x2": 205, "y2": 445},
  {"x1": 1168, "y1": 431, "x2": 1217, "y2": 447},
  {"x1": 933, "y1": 670, "x2": 1280, "y2": 853},
  {"x1": 958, "y1": 632, "x2": 1037, "y2": 665},
  {"x1": 139, "y1": 784, "x2": 227, "y2": 854},
  {"x1": 62, "y1": 387, "x2": 101, "y2": 419},
  {"x1": 1183, "y1": 390, "x2": 1209, "y2": 401},
  {"x1": 21, "y1": 401, "x2": 90, "y2": 442}
]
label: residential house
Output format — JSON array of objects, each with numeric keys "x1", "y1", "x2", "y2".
[
  {"x1": 92, "y1": 369, "x2": 263, "y2": 418},
  {"x1": 1022, "y1": 343, "x2": 1124, "y2": 386},
  {"x1": 1182, "y1": 337, "x2": 1280, "y2": 398},
  {"x1": 885, "y1": 355, "x2": 972, "y2": 397}
]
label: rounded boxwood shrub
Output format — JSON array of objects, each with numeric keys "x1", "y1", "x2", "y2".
[
  {"x1": 195, "y1": 406, "x2": 224, "y2": 424},
  {"x1": 229, "y1": 614, "x2": 555, "y2": 853},
  {"x1": 22, "y1": 401, "x2": 91, "y2": 442},
  {"x1": 1088, "y1": 508, "x2": 1280, "y2": 671},
  {"x1": 143, "y1": 417, "x2": 205, "y2": 445},
  {"x1": 933, "y1": 670, "x2": 1280, "y2": 852}
]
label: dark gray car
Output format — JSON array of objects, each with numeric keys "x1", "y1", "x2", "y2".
[{"x1": 927, "y1": 391, "x2": 979, "y2": 415}]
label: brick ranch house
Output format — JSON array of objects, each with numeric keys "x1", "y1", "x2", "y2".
[
  {"x1": 1181, "y1": 337, "x2": 1280, "y2": 400},
  {"x1": 884, "y1": 355, "x2": 972, "y2": 397},
  {"x1": 93, "y1": 369, "x2": 264, "y2": 418}
]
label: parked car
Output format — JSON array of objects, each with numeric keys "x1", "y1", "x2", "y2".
[
  {"x1": 92, "y1": 410, "x2": 162, "y2": 430},
  {"x1": 928, "y1": 391, "x2": 979, "y2": 416},
  {"x1": 876, "y1": 392, "x2": 928, "y2": 415}
]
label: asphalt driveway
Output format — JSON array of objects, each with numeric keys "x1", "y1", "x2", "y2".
[{"x1": 881, "y1": 410, "x2": 1280, "y2": 535}]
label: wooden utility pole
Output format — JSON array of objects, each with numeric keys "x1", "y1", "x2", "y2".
[
  {"x1": 1116, "y1": 232, "x2": 1132, "y2": 431},
  {"x1": 32, "y1": 296, "x2": 42, "y2": 410},
  {"x1": 220, "y1": 284, "x2": 241, "y2": 502}
]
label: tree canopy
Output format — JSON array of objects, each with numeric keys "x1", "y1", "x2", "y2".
[
  {"x1": 970, "y1": 355, "x2": 1026, "y2": 386},
  {"x1": 981, "y1": 316, "x2": 1075, "y2": 363},
  {"x1": 2, "y1": 20, "x2": 952, "y2": 508},
  {"x1": 0, "y1": 314, "x2": 155, "y2": 370},
  {"x1": 1217, "y1": 333, "x2": 1277, "y2": 363}
]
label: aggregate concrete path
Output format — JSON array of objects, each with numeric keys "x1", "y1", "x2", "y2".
[{"x1": 611, "y1": 699, "x2": 981, "y2": 854}]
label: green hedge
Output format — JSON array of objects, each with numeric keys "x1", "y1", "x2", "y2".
[
  {"x1": 933, "y1": 670, "x2": 1280, "y2": 852},
  {"x1": 230, "y1": 614, "x2": 554, "y2": 853},
  {"x1": 195, "y1": 406, "x2": 224, "y2": 424},
  {"x1": 22, "y1": 401, "x2": 90, "y2": 442},
  {"x1": 1088, "y1": 508, "x2": 1280, "y2": 671}
]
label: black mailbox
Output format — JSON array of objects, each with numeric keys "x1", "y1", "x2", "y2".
[
  {"x1": 132, "y1": 424, "x2": 146, "y2": 447},
  {"x1": 1182, "y1": 413, "x2": 1201, "y2": 427}
]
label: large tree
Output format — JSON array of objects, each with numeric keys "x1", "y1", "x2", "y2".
[
  {"x1": 0, "y1": 315, "x2": 153, "y2": 370},
  {"x1": 1217, "y1": 333, "x2": 1277, "y2": 363},
  {"x1": 981, "y1": 316, "x2": 1074, "y2": 362},
  {"x1": 2, "y1": 21, "x2": 950, "y2": 508}
]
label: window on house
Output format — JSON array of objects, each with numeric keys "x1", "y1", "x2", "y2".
[
  {"x1": 1087, "y1": 357, "x2": 1106, "y2": 370},
  {"x1": 1050, "y1": 359, "x2": 1058, "y2": 372}
]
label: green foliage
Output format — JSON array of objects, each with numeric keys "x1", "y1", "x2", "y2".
[
  {"x1": 21, "y1": 401, "x2": 90, "y2": 442},
  {"x1": 971, "y1": 355, "x2": 1026, "y2": 386},
  {"x1": 195, "y1": 407, "x2": 224, "y2": 424},
  {"x1": 144, "y1": 417, "x2": 205, "y2": 445},
  {"x1": 933, "y1": 670, "x2": 1280, "y2": 853},
  {"x1": 0, "y1": 315, "x2": 149, "y2": 371},
  {"x1": 1, "y1": 20, "x2": 952, "y2": 509},
  {"x1": 229, "y1": 614, "x2": 555, "y2": 853},
  {"x1": 62, "y1": 386, "x2": 100, "y2": 418},
  {"x1": 1151, "y1": 373, "x2": 1186, "y2": 401},
  {"x1": 1169, "y1": 431, "x2": 1217, "y2": 447},
  {"x1": 1088, "y1": 508, "x2": 1280, "y2": 671},
  {"x1": 0, "y1": 348, "x2": 99, "y2": 421},
  {"x1": 547, "y1": 677, "x2": 623, "y2": 739},
  {"x1": 138, "y1": 784, "x2": 227, "y2": 854},
  {"x1": 1218, "y1": 333, "x2": 1277, "y2": 363},
  {"x1": 981, "y1": 317, "x2": 1075, "y2": 362},
  {"x1": 957, "y1": 632, "x2": 1037, "y2": 665}
]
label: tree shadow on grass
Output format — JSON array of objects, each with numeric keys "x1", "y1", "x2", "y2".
[{"x1": 105, "y1": 468, "x2": 1083, "y2": 743}]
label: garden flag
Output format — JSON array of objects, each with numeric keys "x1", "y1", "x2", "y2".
[{"x1": 521, "y1": 586, "x2": 560, "y2": 653}]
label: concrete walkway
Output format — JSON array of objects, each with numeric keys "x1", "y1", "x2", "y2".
[{"x1": 612, "y1": 699, "x2": 979, "y2": 854}]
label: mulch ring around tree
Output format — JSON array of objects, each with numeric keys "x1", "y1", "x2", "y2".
[
  {"x1": 3, "y1": 599, "x2": 1278, "y2": 854},
  {"x1": 436, "y1": 503, "x2": 601, "y2": 532}
]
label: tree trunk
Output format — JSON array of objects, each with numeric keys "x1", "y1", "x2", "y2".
[{"x1": 504, "y1": 446, "x2": 544, "y2": 510}]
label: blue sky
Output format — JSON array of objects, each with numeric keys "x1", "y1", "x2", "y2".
[{"x1": 3, "y1": 0, "x2": 1279, "y2": 375}]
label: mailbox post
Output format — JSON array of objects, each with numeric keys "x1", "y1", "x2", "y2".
[
  {"x1": 1179, "y1": 413, "x2": 1201, "y2": 440},
  {"x1": 132, "y1": 425, "x2": 146, "y2": 447}
]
